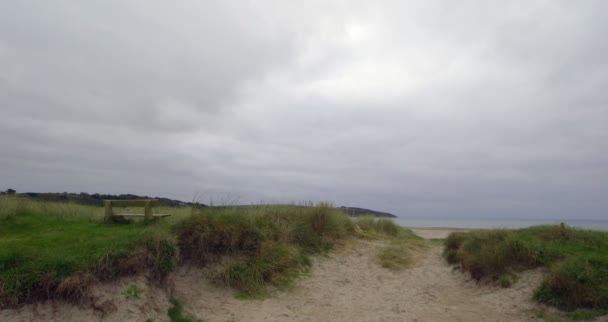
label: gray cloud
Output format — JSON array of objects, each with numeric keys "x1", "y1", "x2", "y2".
[{"x1": 1, "y1": 0, "x2": 607, "y2": 219}]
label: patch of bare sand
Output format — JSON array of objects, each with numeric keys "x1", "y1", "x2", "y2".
[
  {"x1": 174, "y1": 240, "x2": 545, "y2": 322},
  {"x1": 0, "y1": 275, "x2": 172, "y2": 322}
]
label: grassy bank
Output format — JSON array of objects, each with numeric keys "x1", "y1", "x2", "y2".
[
  {"x1": 0, "y1": 196, "x2": 417, "y2": 307},
  {"x1": 0, "y1": 197, "x2": 180, "y2": 307},
  {"x1": 444, "y1": 225, "x2": 608, "y2": 311}
]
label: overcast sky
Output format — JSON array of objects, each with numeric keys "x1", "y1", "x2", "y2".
[{"x1": 1, "y1": 1, "x2": 607, "y2": 219}]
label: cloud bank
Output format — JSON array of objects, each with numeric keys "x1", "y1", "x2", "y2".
[{"x1": 1, "y1": 1, "x2": 607, "y2": 218}]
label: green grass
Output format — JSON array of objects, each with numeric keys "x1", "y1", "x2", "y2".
[
  {"x1": 566, "y1": 310, "x2": 608, "y2": 321},
  {"x1": 352, "y1": 217, "x2": 426, "y2": 271},
  {"x1": 534, "y1": 308, "x2": 608, "y2": 321},
  {"x1": 123, "y1": 284, "x2": 142, "y2": 299},
  {"x1": 444, "y1": 225, "x2": 608, "y2": 311},
  {"x1": 498, "y1": 274, "x2": 515, "y2": 288},
  {"x1": 352, "y1": 217, "x2": 402, "y2": 238},
  {"x1": 0, "y1": 196, "x2": 180, "y2": 306},
  {"x1": 168, "y1": 299, "x2": 203, "y2": 322},
  {"x1": 377, "y1": 245, "x2": 413, "y2": 270}
]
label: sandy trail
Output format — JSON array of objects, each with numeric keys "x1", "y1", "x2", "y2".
[{"x1": 175, "y1": 240, "x2": 543, "y2": 322}]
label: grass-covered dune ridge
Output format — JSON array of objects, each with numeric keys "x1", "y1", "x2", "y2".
[
  {"x1": 176, "y1": 203, "x2": 355, "y2": 296},
  {"x1": 177, "y1": 204, "x2": 423, "y2": 296},
  {"x1": 0, "y1": 196, "x2": 415, "y2": 307},
  {"x1": 444, "y1": 225, "x2": 608, "y2": 310}
]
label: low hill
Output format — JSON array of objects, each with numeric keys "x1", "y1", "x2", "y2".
[
  {"x1": 337, "y1": 206, "x2": 397, "y2": 218},
  {"x1": 211, "y1": 204, "x2": 396, "y2": 218}
]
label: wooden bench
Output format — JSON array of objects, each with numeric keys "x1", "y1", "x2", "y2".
[{"x1": 104, "y1": 199, "x2": 171, "y2": 222}]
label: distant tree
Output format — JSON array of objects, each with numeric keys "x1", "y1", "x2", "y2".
[{"x1": 6, "y1": 188, "x2": 16, "y2": 195}]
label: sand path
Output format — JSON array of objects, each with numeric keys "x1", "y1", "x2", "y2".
[{"x1": 175, "y1": 240, "x2": 543, "y2": 322}]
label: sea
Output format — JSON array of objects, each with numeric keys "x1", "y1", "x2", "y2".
[{"x1": 394, "y1": 217, "x2": 608, "y2": 231}]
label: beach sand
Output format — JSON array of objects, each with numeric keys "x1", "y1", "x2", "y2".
[
  {"x1": 0, "y1": 229, "x2": 579, "y2": 322},
  {"x1": 410, "y1": 227, "x2": 471, "y2": 239}
]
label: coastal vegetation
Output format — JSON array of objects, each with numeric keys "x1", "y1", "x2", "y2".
[
  {"x1": 0, "y1": 196, "x2": 415, "y2": 308},
  {"x1": 353, "y1": 216, "x2": 426, "y2": 270},
  {"x1": 167, "y1": 299, "x2": 202, "y2": 322},
  {"x1": 0, "y1": 197, "x2": 180, "y2": 307},
  {"x1": 444, "y1": 225, "x2": 608, "y2": 311},
  {"x1": 5, "y1": 194, "x2": 606, "y2": 320},
  {"x1": 174, "y1": 204, "x2": 418, "y2": 296}
]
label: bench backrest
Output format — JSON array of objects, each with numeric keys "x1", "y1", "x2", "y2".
[
  {"x1": 104, "y1": 199, "x2": 160, "y2": 208},
  {"x1": 104, "y1": 199, "x2": 159, "y2": 221}
]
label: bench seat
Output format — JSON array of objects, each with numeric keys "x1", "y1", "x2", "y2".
[
  {"x1": 104, "y1": 199, "x2": 170, "y2": 222},
  {"x1": 115, "y1": 213, "x2": 171, "y2": 218}
]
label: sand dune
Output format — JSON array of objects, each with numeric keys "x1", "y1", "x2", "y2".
[{"x1": 0, "y1": 233, "x2": 567, "y2": 322}]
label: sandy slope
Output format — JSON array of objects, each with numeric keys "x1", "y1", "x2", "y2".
[{"x1": 0, "y1": 275, "x2": 172, "y2": 322}]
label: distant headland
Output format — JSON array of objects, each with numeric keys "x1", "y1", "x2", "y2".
[{"x1": 336, "y1": 206, "x2": 397, "y2": 218}]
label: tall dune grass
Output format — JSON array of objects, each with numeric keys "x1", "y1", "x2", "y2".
[
  {"x1": 175, "y1": 203, "x2": 356, "y2": 296},
  {"x1": 444, "y1": 225, "x2": 608, "y2": 310}
]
